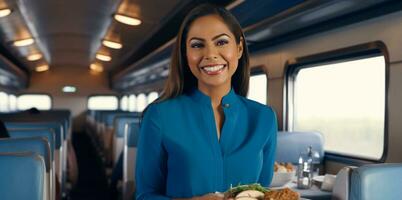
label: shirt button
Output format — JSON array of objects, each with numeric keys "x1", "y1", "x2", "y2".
[{"x1": 223, "y1": 103, "x2": 230, "y2": 108}]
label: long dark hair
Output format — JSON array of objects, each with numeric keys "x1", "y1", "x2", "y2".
[{"x1": 156, "y1": 3, "x2": 250, "y2": 103}]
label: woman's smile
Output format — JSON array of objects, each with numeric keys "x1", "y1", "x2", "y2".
[{"x1": 200, "y1": 64, "x2": 227, "y2": 75}]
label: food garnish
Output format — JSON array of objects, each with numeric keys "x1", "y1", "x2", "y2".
[
  {"x1": 225, "y1": 183, "x2": 269, "y2": 199},
  {"x1": 225, "y1": 183, "x2": 300, "y2": 200}
]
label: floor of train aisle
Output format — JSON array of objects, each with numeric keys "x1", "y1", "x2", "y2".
[{"x1": 69, "y1": 131, "x2": 113, "y2": 200}]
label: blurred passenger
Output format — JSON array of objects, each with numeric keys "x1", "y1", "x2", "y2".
[
  {"x1": 0, "y1": 120, "x2": 9, "y2": 138},
  {"x1": 136, "y1": 3, "x2": 277, "y2": 200},
  {"x1": 26, "y1": 107, "x2": 40, "y2": 114}
]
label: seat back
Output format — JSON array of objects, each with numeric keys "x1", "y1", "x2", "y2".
[
  {"x1": 8, "y1": 128, "x2": 55, "y2": 160},
  {"x1": 7, "y1": 128, "x2": 56, "y2": 200},
  {"x1": 0, "y1": 137, "x2": 52, "y2": 200},
  {"x1": 350, "y1": 163, "x2": 402, "y2": 200},
  {"x1": 5, "y1": 122, "x2": 64, "y2": 190},
  {"x1": 123, "y1": 120, "x2": 140, "y2": 200},
  {"x1": 0, "y1": 152, "x2": 46, "y2": 200},
  {"x1": 276, "y1": 131, "x2": 324, "y2": 164},
  {"x1": 113, "y1": 116, "x2": 138, "y2": 165}
]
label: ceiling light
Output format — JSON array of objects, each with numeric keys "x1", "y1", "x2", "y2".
[
  {"x1": 27, "y1": 53, "x2": 42, "y2": 61},
  {"x1": 90, "y1": 64, "x2": 104, "y2": 72},
  {"x1": 0, "y1": 8, "x2": 12, "y2": 18},
  {"x1": 96, "y1": 54, "x2": 111, "y2": 62},
  {"x1": 13, "y1": 38, "x2": 34, "y2": 47},
  {"x1": 102, "y1": 40, "x2": 123, "y2": 49},
  {"x1": 35, "y1": 65, "x2": 49, "y2": 72},
  {"x1": 62, "y1": 86, "x2": 77, "y2": 93},
  {"x1": 114, "y1": 14, "x2": 142, "y2": 26}
]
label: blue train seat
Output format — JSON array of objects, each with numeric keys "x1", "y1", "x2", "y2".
[
  {"x1": 123, "y1": 120, "x2": 141, "y2": 200},
  {"x1": 0, "y1": 152, "x2": 46, "y2": 200},
  {"x1": 0, "y1": 139, "x2": 50, "y2": 200},
  {"x1": 350, "y1": 163, "x2": 402, "y2": 200},
  {"x1": 276, "y1": 131, "x2": 325, "y2": 164},
  {"x1": 7, "y1": 128, "x2": 57, "y2": 200},
  {"x1": 113, "y1": 116, "x2": 138, "y2": 165}
]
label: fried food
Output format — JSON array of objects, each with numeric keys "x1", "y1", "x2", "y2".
[
  {"x1": 274, "y1": 162, "x2": 294, "y2": 173},
  {"x1": 264, "y1": 188, "x2": 299, "y2": 200}
]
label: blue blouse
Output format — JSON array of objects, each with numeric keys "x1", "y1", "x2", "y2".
[{"x1": 135, "y1": 88, "x2": 277, "y2": 200}]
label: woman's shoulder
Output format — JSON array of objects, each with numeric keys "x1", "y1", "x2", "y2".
[{"x1": 145, "y1": 94, "x2": 189, "y2": 113}]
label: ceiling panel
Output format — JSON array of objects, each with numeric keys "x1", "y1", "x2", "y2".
[{"x1": 0, "y1": 0, "x2": 188, "y2": 74}]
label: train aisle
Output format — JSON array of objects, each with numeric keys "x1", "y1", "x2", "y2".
[{"x1": 70, "y1": 132, "x2": 112, "y2": 200}]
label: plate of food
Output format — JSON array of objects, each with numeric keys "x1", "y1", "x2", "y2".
[
  {"x1": 270, "y1": 162, "x2": 296, "y2": 187},
  {"x1": 224, "y1": 183, "x2": 299, "y2": 200}
]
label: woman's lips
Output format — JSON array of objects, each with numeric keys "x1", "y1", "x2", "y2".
[{"x1": 200, "y1": 64, "x2": 226, "y2": 75}]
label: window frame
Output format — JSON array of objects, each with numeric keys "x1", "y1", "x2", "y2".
[{"x1": 284, "y1": 41, "x2": 389, "y2": 164}]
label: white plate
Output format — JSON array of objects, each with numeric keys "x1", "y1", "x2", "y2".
[{"x1": 270, "y1": 171, "x2": 296, "y2": 187}]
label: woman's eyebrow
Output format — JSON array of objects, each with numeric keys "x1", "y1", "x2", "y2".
[
  {"x1": 189, "y1": 33, "x2": 231, "y2": 42},
  {"x1": 212, "y1": 33, "x2": 230, "y2": 40},
  {"x1": 189, "y1": 37, "x2": 204, "y2": 42}
]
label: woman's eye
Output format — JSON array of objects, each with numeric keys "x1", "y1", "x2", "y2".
[
  {"x1": 216, "y1": 39, "x2": 228, "y2": 46},
  {"x1": 190, "y1": 42, "x2": 204, "y2": 48}
]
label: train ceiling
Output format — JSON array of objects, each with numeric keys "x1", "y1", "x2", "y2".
[{"x1": 0, "y1": 0, "x2": 401, "y2": 91}]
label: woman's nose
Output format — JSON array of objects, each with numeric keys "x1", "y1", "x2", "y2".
[{"x1": 204, "y1": 44, "x2": 219, "y2": 60}]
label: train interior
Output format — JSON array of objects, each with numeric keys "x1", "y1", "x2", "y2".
[{"x1": 1, "y1": 0, "x2": 402, "y2": 200}]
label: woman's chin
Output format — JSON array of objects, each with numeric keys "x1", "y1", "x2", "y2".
[{"x1": 199, "y1": 79, "x2": 231, "y2": 90}]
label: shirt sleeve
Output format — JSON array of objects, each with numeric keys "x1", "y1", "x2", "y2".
[
  {"x1": 135, "y1": 104, "x2": 171, "y2": 200},
  {"x1": 258, "y1": 108, "x2": 278, "y2": 186}
]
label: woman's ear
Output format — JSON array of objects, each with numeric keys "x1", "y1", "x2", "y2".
[{"x1": 238, "y1": 37, "x2": 244, "y2": 59}]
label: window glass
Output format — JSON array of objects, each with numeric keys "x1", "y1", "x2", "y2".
[
  {"x1": 290, "y1": 55, "x2": 385, "y2": 160},
  {"x1": 120, "y1": 95, "x2": 129, "y2": 111},
  {"x1": 136, "y1": 93, "x2": 147, "y2": 112},
  {"x1": 87, "y1": 95, "x2": 118, "y2": 110},
  {"x1": 248, "y1": 74, "x2": 267, "y2": 104},
  {"x1": 128, "y1": 95, "x2": 136, "y2": 112},
  {"x1": 147, "y1": 92, "x2": 159, "y2": 104},
  {"x1": 17, "y1": 94, "x2": 52, "y2": 110},
  {"x1": 8, "y1": 94, "x2": 17, "y2": 111},
  {"x1": 0, "y1": 92, "x2": 8, "y2": 112}
]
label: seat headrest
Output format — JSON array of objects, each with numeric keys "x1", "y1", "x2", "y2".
[
  {"x1": 8, "y1": 128, "x2": 55, "y2": 160},
  {"x1": 125, "y1": 121, "x2": 140, "y2": 147},
  {"x1": 5, "y1": 122, "x2": 63, "y2": 148},
  {"x1": 0, "y1": 137, "x2": 51, "y2": 172},
  {"x1": 350, "y1": 163, "x2": 402, "y2": 200},
  {"x1": 276, "y1": 131, "x2": 324, "y2": 164},
  {"x1": 114, "y1": 117, "x2": 139, "y2": 138}
]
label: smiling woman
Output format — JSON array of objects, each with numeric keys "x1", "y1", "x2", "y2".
[
  {"x1": 135, "y1": 3, "x2": 278, "y2": 200},
  {"x1": 186, "y1": 14, "x2": 243, "y2": 95}
]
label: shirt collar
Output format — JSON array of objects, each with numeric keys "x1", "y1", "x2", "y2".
[{"x1": 188, "y1": 87, "x2": 239, "y2": 107}]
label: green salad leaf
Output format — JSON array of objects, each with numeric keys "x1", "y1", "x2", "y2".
[{"x1": 225, "y1": 183, "x2": 270, "y2": 198}]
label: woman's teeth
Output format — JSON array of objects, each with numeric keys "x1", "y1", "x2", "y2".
[{"x1": 202, "y1": 64, "x2": 225, "y2": 73}]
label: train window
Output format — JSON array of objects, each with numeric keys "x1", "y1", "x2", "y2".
[
  {"x1": 136, "y1": 93, "x2": 147, "y2": 112},
  {"x1": 8, "y1": 94, "x2": 17, "y2": 111},
  {"x1": 288, "y1": 55, "x2": 386, "y2": 160},
  {"x1": 87, "y1": 95, "x2": 118, "y2": 110},
  {"x1": 147, "y1": 92, "x2": 159, "y2": 104},
  {"x1": 248, "y1": 74, "x2": 267, "y2": 104},
  {"x1": 0, "y1": 92, "x2": 8, "y2": 112},
  {"x1": 17, "y1": 94, "x2": 52, "y2": 110},
  {"x1": 120, "y1": 95, "x2": 129, "y2": 111},
  {"x1": 128, "y1": 94, "x2": 136, "y2": 112}
]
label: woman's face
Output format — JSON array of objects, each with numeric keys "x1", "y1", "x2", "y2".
[{"x1": 186, "y1": 14, "x2": 243, "y2": 92}]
